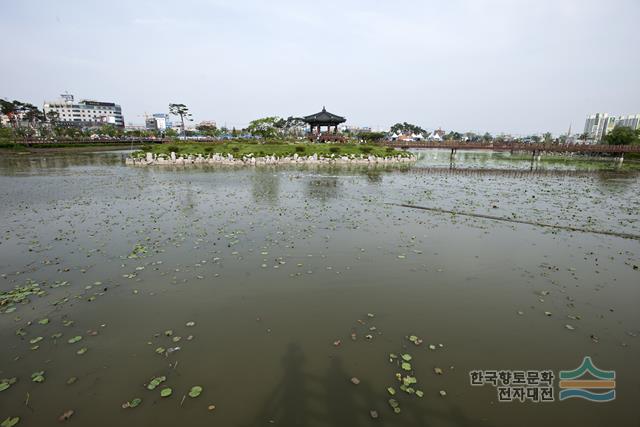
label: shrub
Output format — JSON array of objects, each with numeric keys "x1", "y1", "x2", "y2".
[
  {"x1": 360, "y1": 146, "x2": 373, "y2": 154},
  {"x1": 295, "y1": 145, "x2": 306, "y2": 153},
  {"x1": 231, "y1": 146, "x2": 240, "y2": 153},
  {"x1": 166, "y1": 144, "x2": 181, "y2": 153},
  {"x1": 329, "y1": 146, "x2": 340, "y2": 154},
  {"x1": 204, "y1": 146, "x2": 214, "y2": 153}
]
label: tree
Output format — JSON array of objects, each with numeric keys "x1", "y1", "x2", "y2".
[
  {"x1": 196, "y1": 123, "x2": 220, "y2": 137},
  {"x1": 0, "y1": 99, "x2": 18, "y2": 127},
  {"x1": 169, "y1": 103, "x2": 192, "y2": 139},
  {"x1": 542, "y1": 132, "x2": 553, "y2": 143},
  {"x1": 1, "y1": 99, "x2": 46, "y2": 130},
  {"x1": 390, "y1": 122, "x2": 425, "y2": 135},
  {"x1": 23, "y1": 104, "x2": 45, "y2": 127},
  {"x1": 96, "y1": 124, "x2": 124, "y2": 138},
  {"x1": 359, "y1": 131, "x2": 386, "y2": 143},
  {"x1": 165, "y1": 128, "x2": 178, "y2": 139},
  {"x1": 275, "y1": 116, "x2": 307, "y2": 137},
  {"x1": 46, "y1": 110, "x2": 60, "y2": 126},
  {"x1": 482, "y1": 132, "x2": 493, "y2": 142},
  {"x1": 247, "y1": 116, "x2": 282, "y2": 139},
  {"x1": 604, "y1": 126, "x2": 640, "y2": 145},
  {"x1": 444, "y1": 131, "x2": 462, "y2": 141},
  {"x1": 578, "y1": 132, "x2": 589, "y2": 141}
]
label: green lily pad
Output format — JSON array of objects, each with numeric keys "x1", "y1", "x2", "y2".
[
  {"x1": 387, "y1": 387, "x2": 396, "y2": 395},
  {"x1": 403, "y1": 376, "x2": 417, "y2": 386},
  {"x1": 31, "y1": 371, "x2": 45, "y2": 383},
  {"x1": 401, "y1": 362, "x2": 412, "y2": 371},
  {"x1": 1, "y1": 417, "x2": 20, "y2": 427},
  {"x1": 68, "y1": 336, "x2": 82, "y2": 344},
  {"x1": 126, "y1": 397, "x2": 142, "y2": 408},
  {"x1": 66, "y1": 377, "x2": 78, "y2": 385},
  {"x1": 155, "y1": 347, "x2": 165, "y2": 355},
  {"x1": 38, "y1": 318, "x2": 50, "y2": 325},
  {"x1": 188, "y1": 385, "x2": 203, "y2": 398},
  {"x1": 401, "y1": 354, "x2": 412, "y2": 361},
  {"x1": 0, "y1": 382, "x2": 10, "y2": 392},
  {"x1": 416, "y1": 390, "x2": 424, "y2": 398},
  {"x1": 160, "y1": 387, "x2": 172, "y2": 398},
  {"x1": 76, "y1": 347, "x2": 88, "y2": 355},
  {"x1": 29, "y1": 336, "x2": 43, "y2": 344},
  {"x1": 147, "y1": 376, "x2": 166, "y2": 390}
]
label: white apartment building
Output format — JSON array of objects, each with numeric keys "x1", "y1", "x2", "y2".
[
  {"x1": 584, "y1": 112, "x2": 640, "y2": 141},
  {"x1": 583, "y1": 113, "x2": 609, "y2": 141},
  {"x1": 616, "y1": 114, "x2": 640, "y2": 131},
  {"x1": 44, "y1": 94, "x2": 124, "y2": 127}
]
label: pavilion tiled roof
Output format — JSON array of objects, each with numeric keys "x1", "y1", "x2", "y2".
[{"x1": 303, "y1": 107, "x2": 346, "y2": 124}]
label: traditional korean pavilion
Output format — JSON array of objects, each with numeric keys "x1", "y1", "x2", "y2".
[{"x1": 302, "y1": 107, "x2": 346, "y2": 135}]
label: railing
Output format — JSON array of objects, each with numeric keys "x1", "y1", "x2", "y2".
[{"x1": 383, "y1": 141, "x2": 640, "y2": 154}]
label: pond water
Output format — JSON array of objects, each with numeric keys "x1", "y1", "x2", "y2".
[{"x1": 1, "y1": 149, "x2": 639, "y2": 427}]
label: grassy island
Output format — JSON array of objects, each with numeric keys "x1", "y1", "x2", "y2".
[{"x1": 133, "y1": 141, "x2": 411, "y2": 159}]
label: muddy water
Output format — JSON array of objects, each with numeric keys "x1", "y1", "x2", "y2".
[{"x1": 0, "y1": 150, "x2": 639, "y2": 427}]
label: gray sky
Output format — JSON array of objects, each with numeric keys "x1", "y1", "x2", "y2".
[{"x1": 1, "y1": 0, "x2": 639, "y2": 135}]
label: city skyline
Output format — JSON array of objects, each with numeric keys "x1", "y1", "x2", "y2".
[{"x1": 1, "y1": 0, "x2": 639, "y2": 135}]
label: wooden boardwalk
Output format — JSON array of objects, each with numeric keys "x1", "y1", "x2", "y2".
[{"x1": 383, "y1": 141, "x2": 640, "y2": 154}]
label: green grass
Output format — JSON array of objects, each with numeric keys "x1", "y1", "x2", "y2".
[{"x1": 134, "y1": 142, "x2": 409, "y2": 159}]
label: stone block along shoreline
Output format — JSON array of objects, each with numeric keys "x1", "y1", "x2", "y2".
[{"x1": 126, "y1": 151, "x2": 417, "y2": 166}]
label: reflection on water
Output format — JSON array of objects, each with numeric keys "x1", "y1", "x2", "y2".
[
  {"x1": 252, "y1": 171, "x2": 280, "y2": 204},
  {"x1": 306, "y1": 177, "x2": 340, "y2": 202},
  {"x1": 0, "y1": 150, "x2": 638, "y2": 427}
]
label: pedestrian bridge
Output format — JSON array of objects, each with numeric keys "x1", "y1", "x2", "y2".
[{"x1": 383, "y1": 141, "x2": 640, "y2": 154}]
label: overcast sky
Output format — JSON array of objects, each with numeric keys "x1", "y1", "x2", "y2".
[{"x1": 1, "y1": 0, "x2": 638, "y2": 135}]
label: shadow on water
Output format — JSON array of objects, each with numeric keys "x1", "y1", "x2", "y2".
[{"x1": 246, "y1": 343, "x2": 496, "y2": 427}]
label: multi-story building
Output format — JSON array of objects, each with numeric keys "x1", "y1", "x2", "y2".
[
  {"x1": 584, "y1": 113, "x2": 640, "y2": 141},
  {"x1": 584, "y1": 113, "x2": 609, "y2": 141},
  {"x1": 616, "y1": 114, "x2": 640, "y2": 131},
  {"x1": 43, "y1": 94, "x2": 124, "y2": 127},
  {"x1": 146, "y1": 113, "x2": 169, "y2": 131}
]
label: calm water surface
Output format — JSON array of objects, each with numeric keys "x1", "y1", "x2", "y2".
[{"x1": 1, "y1": 150, "x2": 639, "y2": 427}]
